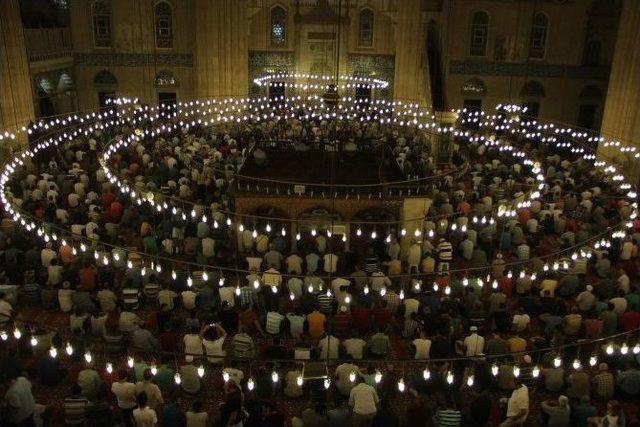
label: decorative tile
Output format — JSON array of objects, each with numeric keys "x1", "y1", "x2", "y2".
[
  {"x1": 449, "y1": 60, "x2": 610, "y2": 80},
  {"x1": 74, "y1": 53, "x2": 193, "y2": 67}
]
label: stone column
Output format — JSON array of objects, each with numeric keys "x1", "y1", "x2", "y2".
[
  {"x1": 194, "y1": 0, "x2": 249, "y2": 99},
  {"x1": 393, "y1": 0, "x2": 431, "y2": 108},
  {"x1": 599, "y1": 0, "x2": 640, "y2": 164},
  {"x1": 0, "y1": 0, "x2": 35, "y2": 150}
]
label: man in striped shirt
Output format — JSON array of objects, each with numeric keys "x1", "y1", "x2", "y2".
[
  {"x1": 433, "y1": 399, "x2": 462, "y2": 427},
  {"x1": 232, "y1": 326, "x2": 256, "y2": 359},
  {"x1": 437, "y1": 238, "x2": 453, "y2": 263},
  {"x1": 64, "y1": 384, "x2": 90, "y2": 426}
]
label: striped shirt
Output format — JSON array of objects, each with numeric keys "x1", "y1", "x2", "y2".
[
  {"x1": 266, "y1": 311, "x2": 285, "y2": 334},
  {"x1": 437, "y1": 241, "x2": 453, "y2": 261},
  {"x1": 317, "y1": 293, "x2": 335, "y2": 314},
  {"x1": 64, "y1": 397, "x2": 89, "y2": 425},
  {"x1": 435, "y1": 409, "x2": 462, "y2": 427},
  {"x1": 232, "y1": 333, "x2": 256, "y2": 359},
  {"x1": 239, "y1": 286, "x2": 256, "y2": 308}
]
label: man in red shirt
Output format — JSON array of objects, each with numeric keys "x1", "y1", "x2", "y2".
[
  {"x1": 372, "y1": 299, "x2": 392, "y2": 330},
  {"x1": 352, "y1": 302, "x2": 373, "y2": 335},
  {"x1": 621, "y1": 308, "x2": 640, "y2": 332},
  {"x1": 78, "y1": 262, "x2": 97, "y2": 291},
  {"x1": 332, "y1": 305, "x2": 352, "y2": 338}
]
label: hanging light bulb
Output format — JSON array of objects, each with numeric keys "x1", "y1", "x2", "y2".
[
  {"x1": 401, "y1": 228, "x2": 406, "y2": 236},
  {"x1": 423, "y1": 368, "x2": 431, "y2": 380},
  {"x1": 532, "y1": 366, "x2": 540, "y2": 378},
  {"x1": 342, "y1": 234, "x2": 347, "y2": 242},
  {"x1": 296, "y1": 233, "x2": 301, "y2": 241},
  {"x1": 174, "y1": 373, "x2": 182, "y2": 385},
  {"x1": 187, "y1": 276, "x2": 193, "y2": 287},
  {"x1": 462, "y1": 277, "x2": 469, "y2": 287},
  {"x1": 127, "y1": 356, "x2": 134, "y2": 368},
  {"x1": 374, "y1": 371, "x2": 382, "y2": 383},
  {"x1": 84, "y1": 352, "x2": 92, "y2": 364},
  {"x1": 140, "y1": 267, "x2": 146, "y2": 277},
  {"x1": 49, "y1": 347, "x2": 57, "y2": 358},
  {"x1": 324, "y1": 378, "x2": 331, "y2": 389},
  {"x1": 371, "y1": 231, "x2": 377, "y2": 239},
  {"x1": 202, "y1": 271, "x2": 209, "y2": 282},
  {"x1": 0, "y1": 331, "x2": 7, "y2": 341},
  {"x1": 513, "y1": 366, "x2": 520, "y2": 377},
  {"x1": 271, "y1": 371, "x2": 279, "y2": 383},
  {"x1": 106, "y1": 363, "x2": 113, "y2": 374},
  {"x1": 399, "y1": 289, "x2": 405, "y2": 300},
  {"x1": 252, "y1": 230, "x2": 257, "y2": 238},
  {"x1": 605, "y1": 344, "x2": 614, "y2": 355},
  {"x1": 65, "y1": 342, "x2": 74, "y2": 356},
  {"x1": 356, "y1": 228, "x2": 362, "y2": 236},
  {"x1": 266, "y1": 223, "x2": 271, "y2": 233},
  {"x1": 553, "y1": 356, "x2": 562, "y2": 368},
  {"x1": 155, "y1": 264, "x2": 162, "y2": 273},
  {"x1": 281, "y1": 227, "x2": 286, "y2": 236},
  {"x1": 223, "y1": 371, "x2": 230, "y2": 382},
  {"x1": 491, "y1": 364, "x2": 499, "y2": 376},
  {"x1": 467, "y1": 374, "x2": 475, "y2": 387},
  {"x1": 171, "y1": 270, "x2": 177, "y2": 280},
  {"x1": 311, "y1": 229, "x2": 317, "y2": 236},
  {"x1": 380, "y1": 287, "x2": 387, "y2": 297},
  {"x1": 414, "y1": 229, "x2": 421, "y2": 237},
  {"x1": 239, "y1": 224, "x2": 244, "y2": 232},
  {"x1": 589, "y1": 355, "x2": 598, "y2": 366},
  {"x1": 247, "y1": 378, "x2": 255, "y2": 391},
  {"x1": 271, "y1": 285, "x2": 278, "y2": 294},
  {"x1": 349, "y1": 371, "x2": 356, "y2": 383},
  {"x1": 397, "y1": 378, "x2": 406, "y2": 392},
  {"x1": 446, "y1": 371, "x2": 454, "y2": 384},
  {"x1": 197, "y1": 365, "x2": 205, "y2": 378},
  {"x1": 363, "y1": 285, "x2": 370, "y2": 295},
  {"x1": 620, "y1": 343, "x2": 629, "y2": 355},
  {"x1": 150, "y1": 365, "x2": 158, "y2": 376},
  {"x1": 572, "y1": 359, "x2": 581, "y2": 370},
  {"x1": 633, "y1": 343, "x2": 640, "y2": 354},
  {"x1": 30, "y1": 336, "x2": 38, "y2": 347}
]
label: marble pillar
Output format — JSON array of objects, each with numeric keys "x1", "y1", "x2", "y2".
[
  {"x1": 0, "y1": 0, "x2": 35, "y2": 149},
  {"x1": 599, "y1": 0, "x2": 640, "y2": 165},
  {"x1": 393, "y1": 0, "x2": 431, "y2": 108},
  {"x1": 194, "y1": 0, "x2": 249, "y2": 99}
]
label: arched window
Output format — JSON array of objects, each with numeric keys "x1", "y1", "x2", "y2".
[
  {"x1": 520, "y1": 80, "x2": 545, "y2": 118},
  {"x1": 359, "y1": 9, "x2": 374, "y2": 47},
  {"x1": 155, "y1": 1, "x2": 173, "y2": 49},
  {"x1": 57, "y1": 73, "x2": 74, "y2": 92},
  {"x1": 154, "y1": 70, "x2": 177, "y2": 87},
  {"x1": 93, "y1": 70, "x2": 118, "y2": 86},
  {"x1": 270, "y1": 6, "x2": 286, "y2": 47},
  {"x1": 469, "y1": 11, "x2": 489, "y2": 56},
  {"x1": 461, "y1": 78, "x2": 487, "y2": 96},
  {"x1": 92, "y1": 0, "x2": 111, "y2": 48},
  {"x1": 520, "y1": 80, "x2": 545, "y2": 98},
  {"x1": 529, "y1": 12, "x2": 548, "y2": 59}
]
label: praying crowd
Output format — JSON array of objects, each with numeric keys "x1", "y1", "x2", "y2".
[{"x1": 0, "y1": 106, "x2": 639, "y2": 427}]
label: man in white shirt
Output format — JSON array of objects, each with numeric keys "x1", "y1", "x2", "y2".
[
  {"x1": 318, "y1": 334, "x2": 340, "y2": 359},
  {"x1": 181, "y1": 289, "x2": 198, "y2": 311},
  {"x1": 349, "y1": 379, "x2": 379, "y2": 423},
  {"x1": 343, "y1": 336, "x2": 367, "y2": 359},
  {"x1": 463, "y1": 326, "x2": 485, "y2": 357},
  {"x1": 500, "y1": 382, "x2": 529, "y2": 426},
  {"x1": 285, "y1": 253, "x2": 303, "y2": 274},
  {"x1": 412, "y1": 330, "x2": 432, "y2": 360},
  {"x1": 111, "y1": 369, "x2": 137, "y2": 423},
  {"x1": 323, "y1": 253, "x2": 338, "y2": 273},
  {"x1": 335, "y1": 362, "x2": 361, "y2": 396}
]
